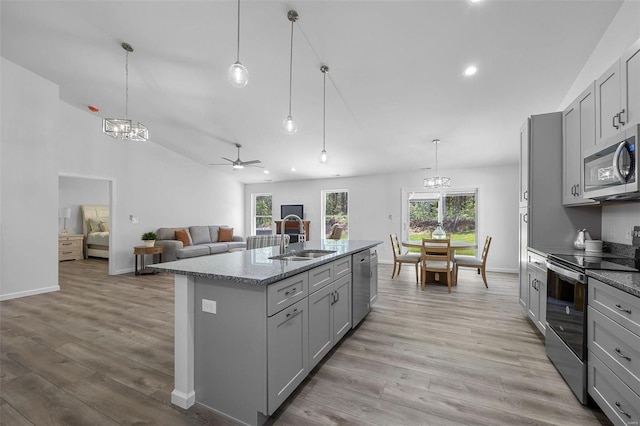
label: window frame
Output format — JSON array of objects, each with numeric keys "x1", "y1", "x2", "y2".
[
  {"x1": 321, "y1": 189, "x2": 349, "y2": 240},
  {"x1": 251, "y1": 193, "x2": 273, "y2": 236}
]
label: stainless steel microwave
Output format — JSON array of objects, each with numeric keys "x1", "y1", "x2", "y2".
[{"x1": 583, "y1": 124, "x2": 638, "y2": 201}]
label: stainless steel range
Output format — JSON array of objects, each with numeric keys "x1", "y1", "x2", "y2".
[{"x1": 545, "y1": 252, "x2": 639, "y2": 404}]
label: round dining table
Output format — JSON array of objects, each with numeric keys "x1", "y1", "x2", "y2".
[{"x1": 402, "y1": 240, "x2": 477, "y2": 252}]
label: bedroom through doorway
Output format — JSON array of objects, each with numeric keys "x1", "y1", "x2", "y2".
[{"x1": 58, "y1": 175, "x2": 114, "y2": 275}]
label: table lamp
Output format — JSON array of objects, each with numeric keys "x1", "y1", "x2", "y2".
[{"x1": 61, "y1": 208, "x2": 71, "y2": 234}]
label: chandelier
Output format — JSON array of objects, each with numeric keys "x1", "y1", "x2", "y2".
[
  {"x1": 102, "y1": 42, "x2": 148, "y2": 141},
  {"x1": 423, "y1": 139, "x2": 450, "y2": 188}
]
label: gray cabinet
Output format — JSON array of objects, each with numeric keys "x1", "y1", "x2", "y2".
[
  {"x1": 588, "y1": 278, "x2": 640, "y2": 426},
  {"x1": 519, "y1": 121, "x2": 530, "y2": 208},
  {"x1": 596, "y1": 39, "x2": 640, "y2": 145},
  {"x1": 267, "y1": 297, "x2": 309, "y2": 414},
  {"x1": 370, "y1": 258, "x2": 378, "y2": 306},
  {"x1": 517, "y1": 112, "x2": 600, "y2": 323},
  {"x1": 563, "y1": 83, "x2": 598, "y2": 206},
  {"x1": 308, "y1": 265, "x2": 352, "y2": 370},
  {"x1": 527, "y1": 251, "x2": 546, "y2": 335}
]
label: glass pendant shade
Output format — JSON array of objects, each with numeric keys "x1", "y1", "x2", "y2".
[
  {"x1": 228, "y1": 61, "x2": 248, "y2": 88},
  {"x1": 283, "y1": 115, "x2": 297, "y2": 134},
  {"x1": 318, "y1": 149, "x2": 329, "y2": 164}
]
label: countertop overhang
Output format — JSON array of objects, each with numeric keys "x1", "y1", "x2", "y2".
[{"x1": 149, "y1": 239, "x2": 382, "y2": 285}]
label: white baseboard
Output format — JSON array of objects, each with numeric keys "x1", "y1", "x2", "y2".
[
  {"x1": 0, "y1": 285, "x2": 60, "y2": 301},
  {"x1": 171, "y1": 389, "x2": 195, "y2": 409}
]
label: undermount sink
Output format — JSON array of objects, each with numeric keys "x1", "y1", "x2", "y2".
[{"x1": 269, "y1": 249, "x2": 337, "y2": 261}]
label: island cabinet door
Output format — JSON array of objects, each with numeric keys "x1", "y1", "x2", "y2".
[
  {"x1": 308, "y1": 284, "x2": 334, "y2": 370},
  {"x1": 332, "y1": 275, "x2": 352, "y2": 343},
  {"x1": 267, "y1": 298, "x2": 309, "y2": 415}
]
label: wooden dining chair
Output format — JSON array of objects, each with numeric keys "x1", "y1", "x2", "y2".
[
  {"x1": 454, "y1": 236, "x2": 492, "y2": 288},
  {"x1": 390, "y1": 234, "x2": 421, "y2": 283},
  {"x1": 421, "y1": 238, "x2": 453, "y2": 292}
]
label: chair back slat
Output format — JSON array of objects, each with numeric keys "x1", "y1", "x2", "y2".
[
  {"x1": 421, "y1": 238, "x2": 451, "y2": 265},
  {"x1": 481, "y1": 236, "x2": 492, "y2": 261}
]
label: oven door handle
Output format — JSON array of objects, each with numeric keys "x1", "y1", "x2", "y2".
[{"x1": 546, "y1": 261, "x2": 586, "y2": 284}]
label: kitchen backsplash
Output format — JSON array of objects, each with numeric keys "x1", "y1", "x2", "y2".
[
  {"x1": 604, "y1": 241, "x2": 639, "y2": 258},
  {"x1": 601, "y1": 203, "x2": 640, "y2": 245}
]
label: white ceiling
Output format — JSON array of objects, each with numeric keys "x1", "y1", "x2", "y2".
[{"x1": 1, "y1": 0, "x2": 622, "y2": 184}]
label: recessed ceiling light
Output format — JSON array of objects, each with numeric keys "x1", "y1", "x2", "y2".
[
  {"x1": 263, "y1": 170, "x2": 270, "y2": 174},
  {"x1": 290, "y1": 167, "x2": 296, "y2": 172},
  {"x1": 464, "y1": 65, "x2": 478, "y2": 76},
  {"x1": 470, "y1": 0, "x2": 482, "y2": 3}
]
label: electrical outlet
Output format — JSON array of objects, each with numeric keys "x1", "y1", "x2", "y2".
[{"x1": 202, "y1": 299, "x2": 217, "y2": 314}]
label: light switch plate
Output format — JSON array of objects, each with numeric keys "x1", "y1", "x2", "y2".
[
  {"x1": 633, "y1": 226, "x2": 640, "y2": 247},
  {"x1": 202, "y1": 299, "x2": 216, "y2": 314}
]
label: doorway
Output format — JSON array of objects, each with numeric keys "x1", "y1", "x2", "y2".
[{"x1": 58, "y1": 174, "x2": 115, "y2": 275}]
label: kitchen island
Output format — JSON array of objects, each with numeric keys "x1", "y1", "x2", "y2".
[{"x1": 150, "y1": 239, "x2": 381, "y2": 426}]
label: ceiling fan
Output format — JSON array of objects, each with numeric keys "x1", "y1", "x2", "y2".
[{"x1": 209, "y1": 143, "x2": 262, "y2": 170}]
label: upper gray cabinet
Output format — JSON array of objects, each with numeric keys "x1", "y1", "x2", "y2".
[
  {"x1": 562, "y1": 83, "x2": 598, "y2": 206},
  {"x1": 519, "y1": 119, "x2": 530, "y2": 208},
  {"x1": 595, "y1": 39, "x2": 640, "y2": 145}
]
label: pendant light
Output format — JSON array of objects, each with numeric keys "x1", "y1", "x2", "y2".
[
  {"x1": 228, "y1": 0, "x2": 248, "y2": 88},
  {"x1": 318, "y1": 65, "x2": 330, "y2": 164},
  {"x1": 102, "y1": 42, "x2": 149, "y2": 142},
  {"x1": 423, "y1": 139, "x2": 451, "y2": 188},
  {"x1": 283, "y1": 10, "x2": 299, "y2": 134}
]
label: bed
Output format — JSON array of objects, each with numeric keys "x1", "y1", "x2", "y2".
[{"x1": 81, "y1": 204, "x2": 110, "y2": 259}]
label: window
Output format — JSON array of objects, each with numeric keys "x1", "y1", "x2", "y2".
[
  {"x1": 407, "y1": 190, "x2": 477, "y2": 254},
  {"x1": 252, "y1": 193, "x2": 272, "y2": 235},
  {"x1": 322, "y1": 190, "x2": 349, "y2": 240}
]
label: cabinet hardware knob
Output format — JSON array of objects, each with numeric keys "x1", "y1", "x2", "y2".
[
  {"x1": 614, "y1": 401, "x2": 631, "y2": 418},
  {"x1": 614, "y1": 304, "x2": 632, "y2": 314},
  {"x1": 615, "y1": 347, "x2": 631, "y2": 361},
  {"x1": 63, "y1": 242, "x2": 72, "y2": 246},
  {"x1": 523, "y1": 190, "x2": 528, "y2": 200},
  {"x1": 613, "y1": 113, "x2": 620, "y2": 129},
  {"x1": 523, "y1": 213, "x2": 528, "y2": 223},
  {"x1": 63, "y1": 251, "x2": 73, "y2": 254}
]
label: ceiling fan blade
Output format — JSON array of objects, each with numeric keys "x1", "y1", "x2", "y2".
[
  {"x1": 241, "y1": 160, "x2": 261, "y2": 165},
  {"x1": 246, "y1": 164, "x2": 264, "y2": 168},
  {"x1": 209, "y1": 163, "x2": 231, "y2": 166},
  {"x1": 220, "y1": 157, "x2": 234, "y2": 163}
]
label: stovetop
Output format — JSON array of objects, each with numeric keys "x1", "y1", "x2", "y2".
[{"x1": 548, "y1": 252, "x2": 640, "y2": 272}]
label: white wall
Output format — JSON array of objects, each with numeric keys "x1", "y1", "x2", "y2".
[
  {"x1": 558, "y1": 0, "x2": 640, "y2": 243},
  {"x1": 1, "y1": 58, "x2": 245, "y2": 300},
  {"x1": 1, "y1": 58, "x2": 60, "y2": 299},
  {"x1": 245, "y1": 164, "x2": 519, "y2": 272},
  {"x1": 59, "y1": 176, "x2": 110, "y2": 235}
]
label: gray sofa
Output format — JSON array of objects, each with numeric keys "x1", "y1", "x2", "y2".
[{"x1": 155, "y1": 225, "x2": 245, "y2": 262}]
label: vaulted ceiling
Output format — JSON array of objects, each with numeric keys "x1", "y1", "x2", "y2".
[{"x1": 1, "y1": 1, "x2": 623, "y2": 183}]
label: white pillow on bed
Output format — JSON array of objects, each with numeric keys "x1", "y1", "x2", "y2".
[{"x1": 89, "y1": 217, "x2": 109, "y2": 232}]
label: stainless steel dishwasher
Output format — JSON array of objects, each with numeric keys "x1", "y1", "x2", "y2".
[{"x1": 352, "y1": 249, "x2": 371, "y2": 327}]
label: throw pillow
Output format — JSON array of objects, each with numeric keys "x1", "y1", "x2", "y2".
[
  {"x1": 218, "y1": 227, "x2": 234, "y2": 242},
  {"x1": 99, "y1": 221, "x2": 110, "y2": 232},
  {"x1": 175, "y1": 229, "x2": 191, "y2": 246}
]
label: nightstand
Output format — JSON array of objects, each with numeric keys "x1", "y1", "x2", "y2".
[{"x1": 59, "y1": 234, "x2": 84, "y2": 261}]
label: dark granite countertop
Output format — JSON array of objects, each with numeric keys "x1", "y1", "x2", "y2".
[
  {"x1": 587, "y1": 270, "x2": 640, "y2": 298},
  {"x1": 149, "y1": 240, "x2": 382, "y2": 285}
]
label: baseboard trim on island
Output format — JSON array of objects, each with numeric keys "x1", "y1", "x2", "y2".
[{"x1": 171, "y1": 389, "x2": 195, "y2": 409}]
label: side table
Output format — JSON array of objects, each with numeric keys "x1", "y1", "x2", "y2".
[{"x1": 134, "y1": 245, "x2": 164, "y2": 275}]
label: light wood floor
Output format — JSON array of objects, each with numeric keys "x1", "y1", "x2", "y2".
[{"x1": 0, "y1": 259, "x2": 611, "y2": 425}]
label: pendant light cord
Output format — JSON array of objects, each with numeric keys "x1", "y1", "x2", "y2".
[
  {"x1": 288, "y1": 17, "x2": 294, "y2": 116},
  {"x1": 125, "y1": 49, "x2": 129, "y2": 119},
  {"x1": 322, "y1": 69, "x2": 326, "y2": 150},
  {"x1": 236, "y1": 0, "x2": 241, "y2": 62}
]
